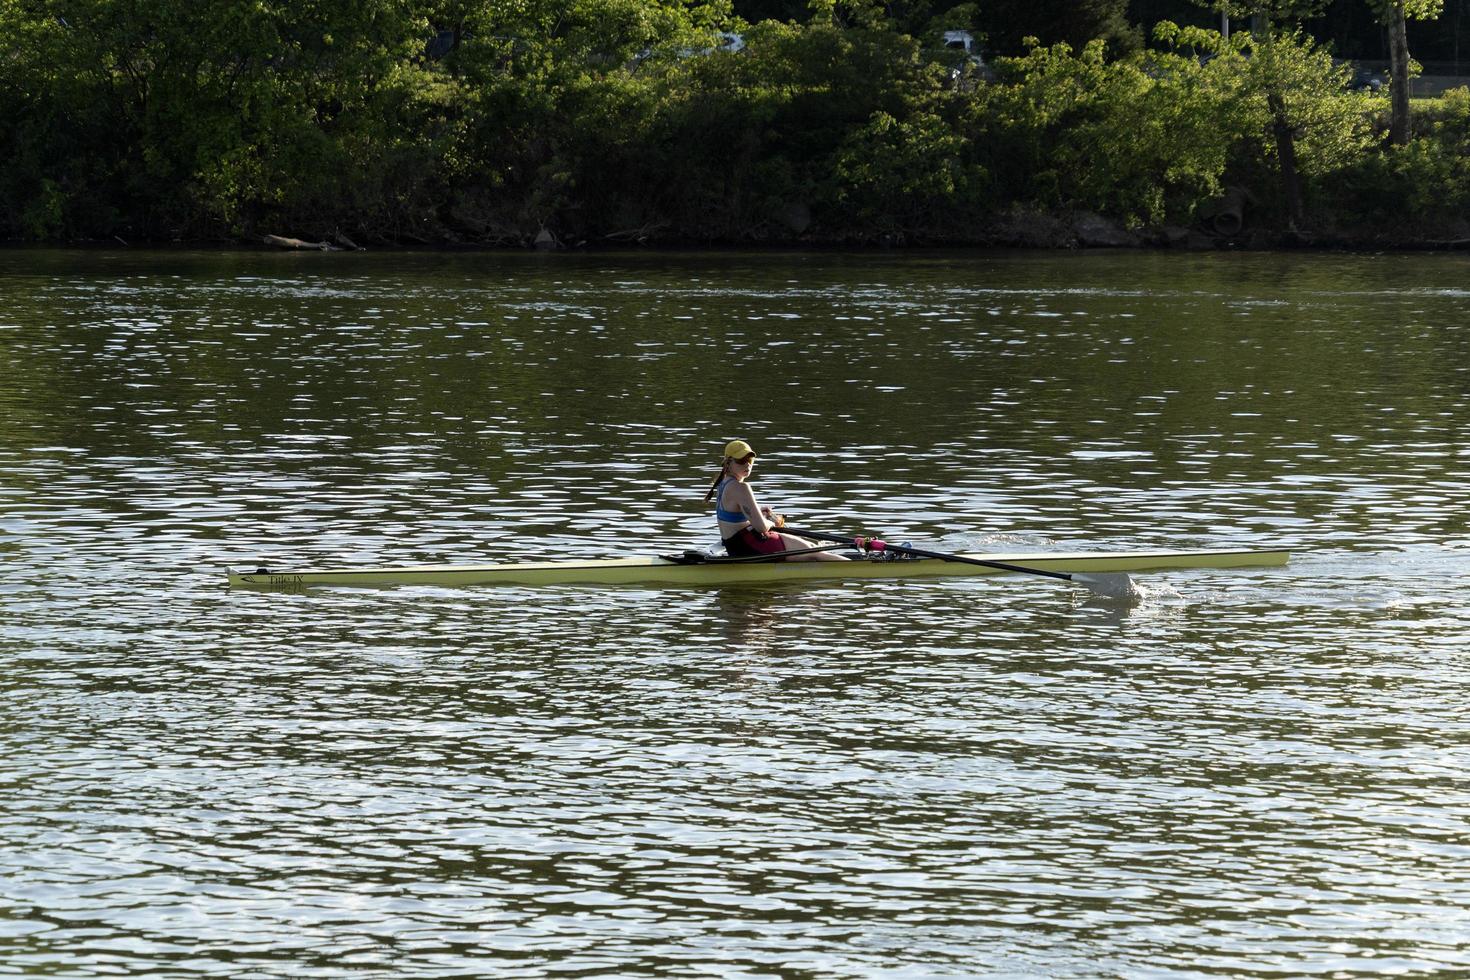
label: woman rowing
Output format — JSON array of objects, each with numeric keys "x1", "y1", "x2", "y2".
[{"x1": 705, "y1": 440, "x2": 848, "y2": 562}]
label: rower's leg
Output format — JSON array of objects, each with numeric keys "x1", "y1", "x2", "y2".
[{"x1": 776, "y1": 534, "x2": 850, "y2": 561}]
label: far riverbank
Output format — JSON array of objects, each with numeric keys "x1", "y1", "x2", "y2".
[{"x1": 7, "y1": 18, "x2": 1469, "y2": 253}]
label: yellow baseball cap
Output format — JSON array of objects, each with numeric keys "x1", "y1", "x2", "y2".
[{"x1": 723, "y1": 440, "x2": 756, "y2": 460}]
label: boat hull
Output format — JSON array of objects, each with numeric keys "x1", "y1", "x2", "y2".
[{"x1": 227, "y1": 548, "x2": 1289, "y2": 589}]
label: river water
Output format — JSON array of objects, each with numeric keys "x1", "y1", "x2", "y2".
[{"x1": 2, "y1": 248, "x2": 1468, "y2": 978}]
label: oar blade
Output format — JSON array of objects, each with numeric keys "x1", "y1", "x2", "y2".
[{"x1": 1072, "y1": 572, "x2": 1141, "y2": 602}]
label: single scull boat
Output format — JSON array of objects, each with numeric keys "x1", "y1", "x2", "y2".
[{"x1": 227, "y1": 545, "x2": 1288, "y2": 589}]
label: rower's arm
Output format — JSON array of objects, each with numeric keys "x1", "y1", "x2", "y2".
[{"x1": 733, "y1": 483, "x2": 774, "y2": 534}]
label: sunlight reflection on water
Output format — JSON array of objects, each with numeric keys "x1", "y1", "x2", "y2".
[{"x1": 3, "y1": 250, "x2": 1469, "y2": 977}]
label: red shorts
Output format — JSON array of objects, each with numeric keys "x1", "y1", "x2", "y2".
[{"x1": 724, "y1": 527, "x2": 787, "y2": 557}]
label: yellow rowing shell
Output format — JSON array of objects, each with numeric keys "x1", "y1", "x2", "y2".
[{"x1": 227, "y1": 547, "x2": 1288, "y2": 589}]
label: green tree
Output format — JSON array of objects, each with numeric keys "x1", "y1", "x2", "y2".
[
  {"x1": 651, "y1": 20, "x2": 935, "y2": 238},
  {"x1": 1366, "y1": 0, "x2": 1445, "y2": 144},
  {"x1": 0, "y1": 0, "x2": 458, "y2": 239},
  {"x1": 1187, "y1": 23, "x2": 1374, "y2": 227},
  {"x1": 833, "y1": 104, "x2": 978, "y2": 235},
  {"x1": 966, "y1": 34, "x2": 1245, "y2": 225}
]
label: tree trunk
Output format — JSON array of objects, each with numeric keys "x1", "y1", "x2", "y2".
[
  {"x1": 1388, "y1": 1, "x2": 1413, "y2": 145},
  {"x1": 1267, "y1": 93, "x2": 1304, "y2": 230}
]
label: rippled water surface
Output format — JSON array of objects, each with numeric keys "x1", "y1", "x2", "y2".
[{"x1": 3, "y1": 249, "x2": 1469, "y2": 977}]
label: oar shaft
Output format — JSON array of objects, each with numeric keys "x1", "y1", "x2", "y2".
[
  {"x1": 782, "y1": 527, "x2": 1077, "y2": 582},
  {"x1": 883, "y1": 543, "x2": 1077, "y2": 582}
]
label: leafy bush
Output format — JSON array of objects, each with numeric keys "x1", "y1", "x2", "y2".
[{"x1": 1321, "y1": 136, "x2": 1470, "y2": 234}]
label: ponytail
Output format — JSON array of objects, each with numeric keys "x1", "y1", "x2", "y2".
[{"x1": 704, "y1": 459, "x2": 730, "y2": 502}]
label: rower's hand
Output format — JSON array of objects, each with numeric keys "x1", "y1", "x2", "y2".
[{"x1": 762, "y1": 507, "x2": 785, "y2": 528}]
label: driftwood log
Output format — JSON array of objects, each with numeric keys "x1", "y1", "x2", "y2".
[{"x1": 263, "y1": 234, "x2": 340, "y2": 251}]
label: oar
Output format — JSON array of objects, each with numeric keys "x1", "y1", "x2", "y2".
[{"x1": 781, "y1": 527, "x2": 1140, "y2": 601}]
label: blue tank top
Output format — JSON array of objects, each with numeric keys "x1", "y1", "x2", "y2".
[{"x1": 713, "y1": 479, "x2": 747, "y2": 524}]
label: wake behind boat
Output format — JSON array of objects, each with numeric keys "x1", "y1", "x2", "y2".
[{"x1": 226, "y1": 543, "x2": 1289, "y2": 590}]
